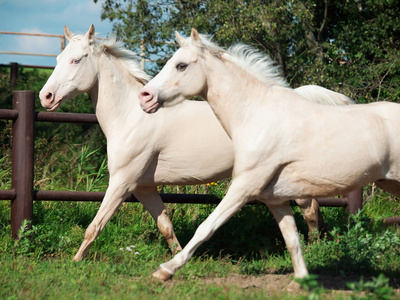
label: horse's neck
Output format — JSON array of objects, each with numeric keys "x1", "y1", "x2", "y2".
[
  {"x1": 203, "y1": 55, "x2": 270, "y2": 138},
  {"x1": 90, "y1": 54, "x2": 144, "y2": 135}
]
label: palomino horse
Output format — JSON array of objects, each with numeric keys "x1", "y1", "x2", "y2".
[
  {"x1": 139, "y1": 28, "x2": 400, "y2": 281},
  {"x1": 39, "y1": 25, "x2": 353, "y2": 262}
]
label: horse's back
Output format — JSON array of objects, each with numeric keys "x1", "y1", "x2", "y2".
[{"x1": 295, "y1": 85, "x2": 355, "y2": 106}]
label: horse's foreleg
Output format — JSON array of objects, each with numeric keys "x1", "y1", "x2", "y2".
[
  {"x1": 267, "y1": 202, "x2": 309, "y2": 278},
  {"x1": 152, "y1": 177, "x2": 251, "y2": 281},
  {"x1": 134, "y1": 188, "x2": 182, "y2": 254},
  {"x1": 73, "y1": 182, "x2": 129, "y2": 261}
]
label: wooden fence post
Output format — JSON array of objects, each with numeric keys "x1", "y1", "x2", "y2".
[
  {"x1": 11, "y1": 91, "x2": 35, "y2": 237},
  {"x1": 10, "y1": 63, "x2": 18, "y2": 89}
]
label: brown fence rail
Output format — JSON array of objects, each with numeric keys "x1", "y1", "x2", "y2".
[{"x1": 1, "y1": 91, "x2": 398, "y2": 238}]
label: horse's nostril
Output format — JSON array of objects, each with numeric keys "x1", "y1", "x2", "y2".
[
  {"x1": 141, "y1": 91, "x2": 150, "y2": 98},
  {"x1": 139, "y1": 90, "x2": 154, "y2": 102},
  {"x1": 45, "y1": 92, "x2": 53, "y2": 101}
]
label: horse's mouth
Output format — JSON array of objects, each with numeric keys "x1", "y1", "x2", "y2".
[
  {"x1": 142, "y1": 101, "x2": 160, "y2": 114},
  {"x1": 46, "y1": 100, "x2": 62, "y2": 112}
]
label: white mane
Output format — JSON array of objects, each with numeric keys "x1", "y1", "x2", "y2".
[
  {"x1": 97, "y1": 38, "x2": 151, "y2": 85},
  {"x1": 227, "y1": 44, "x2": 288, "y2": 87},
  {"x1": 193, "y1": 35, "x2": 288, "y2": 87}
]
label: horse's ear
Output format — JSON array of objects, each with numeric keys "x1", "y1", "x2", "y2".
[
  {"x1": 175, "y1": 31, "x2": 185, "y2": 47},
  {"x1": 64, "y1": 25, "x2": 73, "y2": 41},
  {"x1": 85, "y1": 24, "x2": 95, "y2": 43},
  {"x1": 190, "y1": 28, "x2": 200, "y2": 42}
]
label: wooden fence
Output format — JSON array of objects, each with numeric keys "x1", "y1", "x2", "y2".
[
  {"x1": 0, "y1": 30, "x2": 148, "y2": 72},
  {"x1": 0, "y1": 31, "x2": 65, "y2": 58},
  {"x1": 1, "y1": 90, "x2": 398, "y2": 238}
]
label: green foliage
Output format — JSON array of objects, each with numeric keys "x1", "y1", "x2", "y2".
[
  {"x1": 295, "y1": 274, "x2": 325, "y2": 299},
  {"x1": 0, "y1": 66, "x2": 49, "y2": 110},
  {"x1": 363, "y1": 184, "x2": 400, "y2": 219},
  {"x1": 74, "y1": 146, "x2": 108, "y2": 192},
  {"x1": 304, "y1": 211, "x2": 400, "y2": 275},
  {"x1": 347, "y1": 274, "x2": 394, "y2": 300}
]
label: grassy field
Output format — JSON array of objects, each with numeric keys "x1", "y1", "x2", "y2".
[
  {"x1": 1, "y1": 135, "x2": 400, "y2": 298},
  {"x1": 1, "y1": 198, "x2": 400, "y2": 299}
]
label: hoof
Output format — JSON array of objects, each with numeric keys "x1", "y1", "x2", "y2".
[
  {"x1": 73, "y1": 255, "x2": 82, "y2": 262},
  {"x1": 285, "y1": 280, "x2": 301, "y2": 292},
  {"x1": 152, "y1": 266, "x2": 174, "y2": 281}
]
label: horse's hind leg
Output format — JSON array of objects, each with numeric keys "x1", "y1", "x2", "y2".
[
  {"x1": 134, "y1": 188, "x2": 182, "y2": 254},
  {"x1": 374, "y1": 179, "x2": 400, "y2": 198},
  {"x1": 73, "y1": 181, "x2": 129, "y2": 261},
  {"x1": 295, "y1": 198, "x2": 329, "y2": 241}
]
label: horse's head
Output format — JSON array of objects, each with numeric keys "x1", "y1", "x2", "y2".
[
  {"x1": 39, "y1": 24, "x2": 99, "y2": 111},
  {"x1": 139, "y1": 28, "x2": 208, "y2": 113}
]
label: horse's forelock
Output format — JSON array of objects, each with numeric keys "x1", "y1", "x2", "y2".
[
  {"x1": 67, "y1": 34, "x2": 96, "y2": 52},
  {"x1": 69, "y1": 33, "x2": 95, "y2": 44}
]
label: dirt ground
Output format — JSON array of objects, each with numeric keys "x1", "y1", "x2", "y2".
[{"x1": 166, "y1": 273, "x2": 400, "y2": 297}]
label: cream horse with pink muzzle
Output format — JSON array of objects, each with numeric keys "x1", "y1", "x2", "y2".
[
  {"x1": 39, "y1": 25, "x2": 353, "y2": 263},
  {"x1": 139, "y1": 28, "x2": 400, "y2": 281}
]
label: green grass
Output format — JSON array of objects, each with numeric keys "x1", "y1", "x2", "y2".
[
  {"x1": 1, "y1": 198, "x2": 400, "y2": 299},
  {"x1": 1, "y1": 144, "x2": 400, "y2": 298},
  {"x1": 0, "y1": 255, "x2": 292, "y2": 300}
]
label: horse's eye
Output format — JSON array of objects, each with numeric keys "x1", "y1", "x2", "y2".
[
  {"x1": 176, "y1": 63, "x2": 187, "y2": 71},
  {"x1": 71, "y1": 59, "x2": 81, "y2": 65}
]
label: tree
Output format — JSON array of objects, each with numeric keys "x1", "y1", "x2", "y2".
[
  {"x1": 94, "y1": 0, "x2": 179, "y2": 74},
  {"x1": 95, "y1": 0, "x2": 400, "y2": 102}
]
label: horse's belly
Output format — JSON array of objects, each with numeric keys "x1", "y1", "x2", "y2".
[
  {"x1": 139, "y1": 150, "x2": 234, "y2": 186},
  {"x1": 152, "y1": 165, "x2": 232, "y2": 185},
  {"x1": 261, "y1": 160, "x2": 381, "y2": 201},
  {"x1": 266, "y1": 177, "x2": 354, "y2": 200}
]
